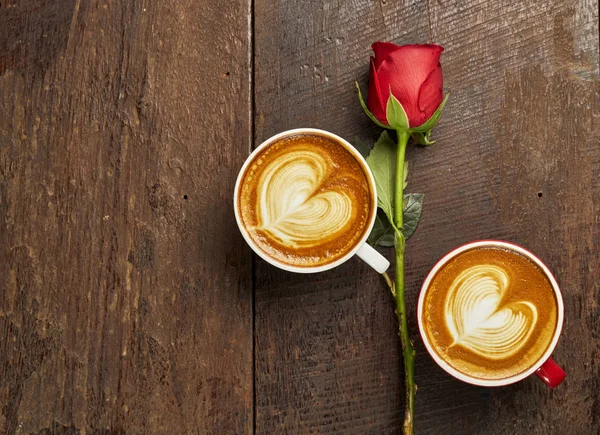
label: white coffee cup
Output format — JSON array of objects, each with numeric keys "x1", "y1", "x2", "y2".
[{"x1": 233, "y1": 128, "x2": 389, "y2": 274}]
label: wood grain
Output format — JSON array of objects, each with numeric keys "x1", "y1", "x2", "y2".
[
  {"x1": 253, "y1": 1, "x2": 430, "y2": 433},
  {"x1": 423, "y1": 2, "x2": 600, "y2": 433},
  {"x1": 254, "y1": 0, "x2": 600, "y2": 434},
  {"x1": 0, "y1": 1, "x2": 253, "y2": 434},
  {"x1": 2, "y1": 0, "x2": 600, "y2": 434}
]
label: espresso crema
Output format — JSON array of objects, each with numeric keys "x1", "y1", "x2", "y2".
[
  {"x1": 422, "y1": 247, "x2": 558, "y2": 380},
  {"x1": 237, "y1": 134, "x2": 374, "y2": 267}
]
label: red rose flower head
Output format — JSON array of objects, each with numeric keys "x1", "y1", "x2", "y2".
[{"x1": 367, "y1": 42, "x2": 444, "y2": 128}]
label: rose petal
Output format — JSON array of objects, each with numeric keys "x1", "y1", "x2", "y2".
[
  {"x1": 417, "y1": 63, "x2": 444, "y2": 127},
  {"x1": 367, "y1": 57, "x2": 387, "y2": 123},
  {"x1": 376, "y1": 44, "x2": 443, "y2": 127},
  {"x1": 372, "y1": 41, "x2": 401, "y2": 70}
]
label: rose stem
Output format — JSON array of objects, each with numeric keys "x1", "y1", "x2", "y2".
[{"x1": 394, "y1": 130, "x2": 415, "y2": 435}]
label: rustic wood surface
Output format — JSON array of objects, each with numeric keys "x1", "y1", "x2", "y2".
[
  {"x1": 0, "y1": 1, "x2": 253, "y2": 434},
  {"x1": 1, "y1": 0, "x2": 599, "y2": 434}
]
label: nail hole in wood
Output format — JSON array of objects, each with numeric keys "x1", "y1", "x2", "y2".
[
  {"x1": 183, "y1": 195, "x2": 188, "y2": 200},
  {"x1": 537, "y1": 192, "x2": 543, "y2": 198}
]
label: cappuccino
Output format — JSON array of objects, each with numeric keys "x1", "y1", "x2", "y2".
[
  {"x1": 236, "y1": 134, "x2": 374, "y2": 268},
  {"x1": 421, "y1": 246, "x2": 558, "y2": 380}
]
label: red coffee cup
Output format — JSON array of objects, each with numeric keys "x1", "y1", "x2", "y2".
[{"x1": 417, "y1": 240, "x2": 566, "y2": 388}]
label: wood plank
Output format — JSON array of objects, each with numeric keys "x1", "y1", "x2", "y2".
[
  {"x1": 254, "y1": 0, "x2": 600, "y2": 433},
  {"x1": 420, "y1": 1, "x2": 600, "y2": 433},
  {"x1": 0, "y1": 1, "x2": 253, "y2": 433},
  {"x1": 253, "y1": 1, "x2": 431, "y2": 433}
]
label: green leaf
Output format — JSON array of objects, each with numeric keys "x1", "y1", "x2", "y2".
[
  {"x1": 355, "y1": 82, "x2": 390, "y2": 129},
  {"x1": 366, "y1": 130, "x2": 396, "y2": 222},
  {"x1": 368, "y1": 210, "x2": 395, "y2": 247},
  {"x1": 386, "y1": 92, "x2": 410, "y2": 131},
  {"x1": 402, "y1": 193, "x2": 424, "y2": 240},
  {"x1": 349, "y1": 136, "x2": 372, "y2": 159},
  {"x1": 411, "y1": 131, "x2": 435, "y2": 146},
  {"x1": 409, "y1": 93, "x2": 449, "y2": 133}
]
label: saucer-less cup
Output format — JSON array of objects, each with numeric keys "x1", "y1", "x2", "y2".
[
  {"x1": 417, "y1": 240, "x2": 566, "y2": 388},
  {"x1": 234, "y1": 128, "x2": 390, "y2": 274}
]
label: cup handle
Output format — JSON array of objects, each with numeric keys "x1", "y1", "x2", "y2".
[
  {"x1": 535, "y1": 357, "x2": 566, "y2": 388},
  {"x1": 355, "y1": 243, "x2": 390, "y2": 274}
]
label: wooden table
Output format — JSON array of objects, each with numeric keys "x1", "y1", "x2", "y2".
[{"x1": 1, "y1": 1, "x2": 599, "y2": 434}]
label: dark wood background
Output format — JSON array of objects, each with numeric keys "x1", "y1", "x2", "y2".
[{"x1": 1, "y1": 0, "x2": 598, "y2": 434}]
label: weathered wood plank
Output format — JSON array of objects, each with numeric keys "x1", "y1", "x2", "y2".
[
  {"x1": 421, "y1": 2, "x2": 600, "y2": 433},
  {"x1": 253, "y1": 1, "x2": 431, "y2": 433},
  {"x1": 253, "y1": 0, "x2": 600, "y2": 433},
  {"x1": 0, "y1": 1, "x2": 253, "y2": 433}
]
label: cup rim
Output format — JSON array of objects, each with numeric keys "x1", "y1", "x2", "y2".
[
  {"x1": 233, "y1": 128, "x2": 378, "y2": 274},
  {"x1": 417, "y1": 240, "x2": 564, "y2": 387}
]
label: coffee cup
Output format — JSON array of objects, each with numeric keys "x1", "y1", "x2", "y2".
[
  {"x1": 234, "y1": 128, "x2": 390, "y2": 274},
  {"x1": 417, "y1": 240, "x2": 565, "y2": 387}
]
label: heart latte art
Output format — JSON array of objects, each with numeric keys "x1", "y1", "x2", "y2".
[
  {"x1": 422, "y1": 247, "x2": 559, "y2": 380},
  {"x1": 257, "y1": 150, "x2": 353, "y2": 248},
  {"x1": 237, "y1": 134, "x2": 373, "y2": 268},
  {"x1": 445, "y1": 265, "x2": 538, "y2": 360}
]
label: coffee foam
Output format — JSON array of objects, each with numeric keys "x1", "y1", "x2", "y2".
[
  {"x1": 423, "y1": 247, "x2": 558, "y2": 380},
  {"x1": 257, "y1": 149, "x2": 353, "y2": 248},
  {"x1": 237, "y1": 134, "x2": 373, "y2": 267},
  {"x1": 445, "y1": 265, "x2": 538, "y2": 360}
]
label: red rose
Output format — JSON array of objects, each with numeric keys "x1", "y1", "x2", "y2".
[{"x1": 367, "y1": 42, "x2": 444, "y2": 128}]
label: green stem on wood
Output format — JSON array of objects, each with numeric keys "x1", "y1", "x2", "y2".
[
  {"x1": 394, "y1": 131, "x2": 416, "y2": 435},
  {"x1": 394, "y1": 131, "x2": 408, "y2": 227}
]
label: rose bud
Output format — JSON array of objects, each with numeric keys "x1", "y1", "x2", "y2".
[{"x1": 367, "y1": 42, "x2": 444, "y2": 130}]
